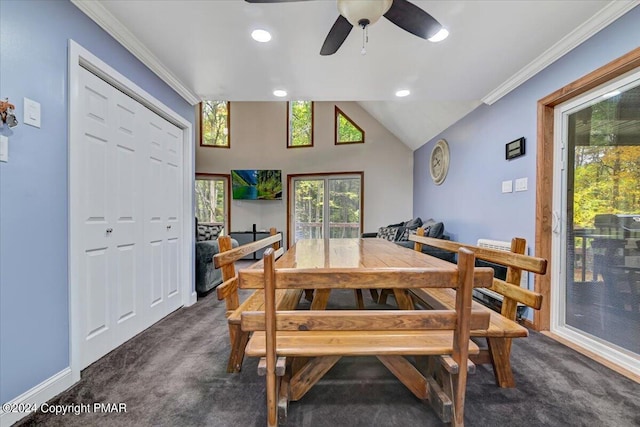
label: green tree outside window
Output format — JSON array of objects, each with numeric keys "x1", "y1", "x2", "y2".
[
  {"x1": 289, "y1": 101, "x2": 313, "y2": 147},
  {"x1": 335, "y1": 107, "x2": 364, "y2": 144},
  {"x1": 201, "y1": 101, "x2": 229, "y2": 147}
]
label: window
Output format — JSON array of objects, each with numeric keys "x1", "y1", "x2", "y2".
[
  {"x1": 287, "y1": 101, "x2": 314, "y2": 148},
  {"x1": 195, "y1": 174, "x2": 230, "y2": 233},
  {"x1": 335, "y1": 106, "x2": 364, "y2": 145},
  {"x1": 200, "y1": 101, "x2": 230, "y2": 148}
]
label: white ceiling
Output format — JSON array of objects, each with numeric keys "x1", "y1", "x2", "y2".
[{"x1": 77, "y1": 0, "x2": 635, "y2": 150}]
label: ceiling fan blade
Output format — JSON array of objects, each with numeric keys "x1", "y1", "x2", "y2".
[
  {"x1": 384, "y1": 0, "x2": 442, "y2": 39},
  {"x1": 320, "y1": 15, "x2": 353, "y2": 56}
]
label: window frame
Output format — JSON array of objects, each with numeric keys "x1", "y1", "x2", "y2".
[
  {"x1": 195, "y1": 173, "x2": 231, "y2": 233},
  {"x1": 287, "y1": 101, "x2": 315, "y2": 148},
  {"x1": 286, "y1": 171, "x2": 364, "y2": 248},
  {"x1": 335, "y1": 106, "x2": 365, "y2": 145},
  {"x1": 199, "y1": 101, "x2": 231, "y2": 148}
]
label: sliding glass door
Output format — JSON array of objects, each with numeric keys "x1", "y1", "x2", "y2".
[
  {"x1": 289, "y1": 173, "x2": 362, "y2": 244},
  {"x1": 552, "y1": 69, "x2": 640, "y2": 374}
]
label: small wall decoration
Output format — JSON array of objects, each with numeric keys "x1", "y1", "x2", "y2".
[
  {"x1": 506, "y1": 137, "x2": 525, "y2": 160},
  {"x1": 429, "y1": 139, "x2": 450, "y2": 185}
]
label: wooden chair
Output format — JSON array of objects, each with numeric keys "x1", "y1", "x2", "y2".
[
  {"x1": 214, "y1": 228, "x2": 301, "y2": 373},
  {"x1": 408, "y1": 230, "x2": 547, "y2": 388},
  {"x1": 241, "y1": 247, "x2": 492, "y2": 426}
]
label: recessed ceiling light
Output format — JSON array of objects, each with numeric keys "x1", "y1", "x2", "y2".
[
  {"x1": 395, "y1": 89, "x2": 410, "y2": 97},
  {"x1": 251, "y1": 29, "x2": 272, "y2": 43},
  {"x1": 273, "y1": 90, "x2": 287, "y2": 97},
  {"x1": 428, "y1": 28, "x2": 449, "y2": 43}
]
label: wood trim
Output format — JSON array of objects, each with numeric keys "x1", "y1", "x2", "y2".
[
  {"x1": 286, "y1": 171, "x2": 365, "y2": 248},
  {"x1": 541, "y1": 331, "x2": 640, "y2": 383},
  {"x1": 334, "y1": 106, "x2": 365, "y2": 145},
  {"x1": 199, "y1": 101, "x2": 231, "y2": 148},
  {"x1": 195, "y1": 173, "x2": 232, "y2": 232},
  {"x1": 535, "y1": 47, "x2": 640, "y2": 331},
  {"x1": 521, "y1": 318, "x2": 535, "y2": 329},
  {"x1": 287, "y1": 101, "x2": 314, "y2": 148}
]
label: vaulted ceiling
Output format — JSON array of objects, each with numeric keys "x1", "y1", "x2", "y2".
[{"x1": 73, "y1": 0, "x2": 636, "y2": 150}]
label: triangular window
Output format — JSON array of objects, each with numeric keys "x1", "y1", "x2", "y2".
[{"x1": 335, "y1": 107, "x2": 364, "y2": 145}]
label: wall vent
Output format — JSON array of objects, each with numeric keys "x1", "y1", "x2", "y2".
[
  {"x1": 477, "y1": 239, "x2": 528, "y2": 289},
  {"x1": 474, "y1": 239, "x2": 529, "y2": 319}
]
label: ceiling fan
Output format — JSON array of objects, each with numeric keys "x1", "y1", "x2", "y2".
[{"x1": 245, "y1": 0, "x2": 447, "y2": 55}]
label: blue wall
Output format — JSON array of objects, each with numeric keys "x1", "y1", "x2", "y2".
[
  {"x1": 414, "y1": 6, "x2": 640, "y2": 253},
  {"x1": 0, "y1": 0, "x2": 194, "y2": 403}
]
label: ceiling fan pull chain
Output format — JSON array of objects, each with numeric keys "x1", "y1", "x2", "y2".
[{"x1": 361, "y1": 25, "x2": 368, "y2": 55}]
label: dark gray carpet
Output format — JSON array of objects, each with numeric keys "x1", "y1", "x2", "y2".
[{"x1": 16, "y1": 288, "x2": 640, "y2": 427}]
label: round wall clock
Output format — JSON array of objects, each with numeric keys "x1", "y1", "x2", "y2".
[{"x1": 429, "y1": 139, "x2": 450, "y2": 185}]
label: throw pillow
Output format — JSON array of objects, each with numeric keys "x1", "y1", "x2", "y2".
[
  {"x1": 376, "y1": 226, "x2": 399, "y2": 241},
  {"x1": 196, "y1": 224, "x2": 223, "y2": 241},
  {"x1": 427, "y1": 222, "x2": 444, "y2": 239},
  {"x1": 404, "y1": 217, "x2": 423, "y2": 230},
  {"x1": 396, "y1": 227, "x2": 418, "y2": 241}
]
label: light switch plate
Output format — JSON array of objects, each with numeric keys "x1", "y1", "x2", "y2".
[
  {"x1": 515, "y1": 177, "x2": 528, "y2": 192},
  {"x1": 0, "y1": 135, "x2": 8, "y2": 162},
  {"x1": 501, "y1": 180, "x2": 513, "y2": 193},
  {"x1": 24, "y1": 97, "x2": 41, "y2": 128}
]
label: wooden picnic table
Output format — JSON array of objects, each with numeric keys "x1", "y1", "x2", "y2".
[
  {"x1": 239, "y1": 237, "x2": 460, "y2": 310},
  {"x1": 238, "y1": 238, "x2": 494, "y2": 426}
]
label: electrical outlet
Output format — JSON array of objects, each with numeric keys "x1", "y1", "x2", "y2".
[{"x1": 0, "y1": 135, "x2": 8, "y2": 162}]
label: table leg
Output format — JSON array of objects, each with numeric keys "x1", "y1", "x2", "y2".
[
  {"x1": 304, "y1": 289, "x2": 314, "y2": 302},
  {"x1": 377, "y1": 355, "x2": 427, "y2": 400},
  {"x1": 310, "y1": 289, "x2": 331, "y2": 310},
  {"x1": 290, "y1": 356, "x2": 342, "y2": 401},
  {"x1": 393, "y1": 289, "x2": 415, "y2": 310},
  {"x1": 354, "y1": 289, "x2": 365, "y2": 309}
]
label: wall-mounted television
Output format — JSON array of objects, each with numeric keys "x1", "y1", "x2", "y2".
[{"x1": 231, "y1": 170, "x2": 283, "y2": 200}]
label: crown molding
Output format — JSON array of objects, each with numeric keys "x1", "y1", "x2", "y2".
[
  {"x1": 71, "y1": 0, "x2": 200, "y2": 106},
  {"x1": 482, "y1": 1, "x2": 639, "y2": 105}
]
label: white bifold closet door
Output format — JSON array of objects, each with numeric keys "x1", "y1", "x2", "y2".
[{"x1": 77, "y1": 67, "x2": 182, "y2": 368}]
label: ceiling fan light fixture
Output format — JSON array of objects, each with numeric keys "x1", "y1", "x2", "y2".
[
  {"x1": 428, "y1": 28, "x2": 449, "y2": 43},
  {"x1": 337, "y1": 0, "x2": 393, "y2": 27},
  {"x1": 251, "y1": 29, "x2": 272, "y2": 43},
  {"x1": 273, "y1": 89, "x2": 287, "y2": 98},
  {"x1": 395, "y1": 89, "x2": 410, "y2": 97}
]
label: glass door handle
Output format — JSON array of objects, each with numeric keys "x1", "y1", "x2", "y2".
[{"x1": 552, "y1": 211, "x2": 561, "y2": 234}]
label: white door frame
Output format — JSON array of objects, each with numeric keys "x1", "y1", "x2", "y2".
[
  {"x1": 550, "y1": 68, "x2": 640, "y2": 377},
  {"x1": 68, "y1": 40, "x2": 195, "y2": 382}
]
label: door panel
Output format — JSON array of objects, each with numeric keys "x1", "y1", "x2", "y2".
[
  {"x1": 115, "y1": 244, "x2": 136, "y2": 323},
  {"x1": 79, "y1": 70, "x2": 115, "y2": 367},
  {"x1": 144, "y1": 111, "x2": 183, "y2": 320},
  {"x1": 85, "y1": 248, "x2": 109, "y2": 339}
]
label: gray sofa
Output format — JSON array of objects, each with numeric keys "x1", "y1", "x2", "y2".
[
  {"x1": 195, "y1": 222, "x2": 238, "y2": 295},
  {"x1": 362, "y1": 217, "x2": 455, "y2": 263}
]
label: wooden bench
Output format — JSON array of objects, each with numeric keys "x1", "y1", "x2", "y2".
[
  {"x1": 213, "y1": 229, "x2": 303, "y2": 373},
  {"x1": 408, "y1": 229, "x2": 548, "y2": 388},
  {"x1": 241, "y1": 247, "x2": 493, "y2": 427}
]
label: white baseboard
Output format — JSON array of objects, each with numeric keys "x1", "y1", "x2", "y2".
[{"x1": 0, "y1": 367, "x2": 75, "y2": 427}]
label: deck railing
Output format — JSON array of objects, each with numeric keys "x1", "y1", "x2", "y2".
[{"x1": 294, "y1": 222, "x2": 360, "y2": 240}]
